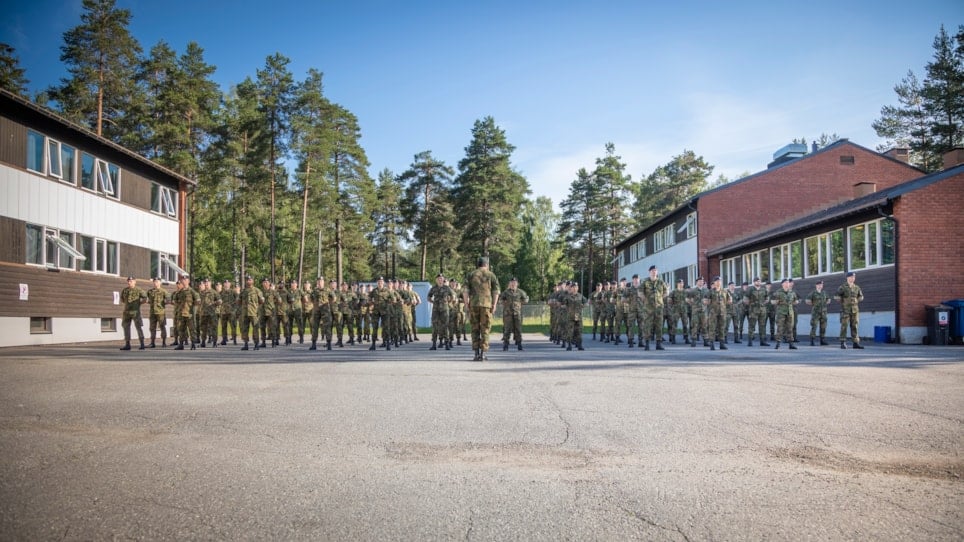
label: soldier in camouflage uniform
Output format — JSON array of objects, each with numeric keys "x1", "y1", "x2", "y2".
[
  {"x1": 301, "y1": 281, "x2": 313, "y2": 344},
  {"x1": 259, "y1": 278, "x2": 282, "y2": 347},
  {"x1": 499, "y1": 277, "x2": 530, "y2": 351},
  {"x1": 705, "y1": 276, "x2": 732, "y2": 351},
  {"x1": 172, "y1": 275, "x2": 199, "y2": 350},
  {"x1": 284, "y1": 279, "x2": 303, "y2": 345},
  {"x1": 640, "y1": 265, "x2": 667, "y2": 350},
  {"x1": 667, "y1": 279, "x2": 689, "y2": 344},
  {"x1": 464, "y1": 256, "x2": 501, "y2": 361},
  {"x1": 219, "y1": 279, "x2": 239, "y2": 345},
  {"x1": 329, "y1": 281, "x2": 344, "y2": 346},
  {"x1": 396, "y1": 281, "x2": 413, "y2": 344},
  {"x1": 613, "y1": 278, "x2": 629, "y2": 345},
  {"x1": 837, "y1": 272, "x2": 865, "y2": 349},
  {"x1": 805, "y1": 280, "x2": 832, "y2": 346},
  {"x1": 368, "y1": 277, "x2": 394, "y2": 351},
  {"x1": 146, "y1": 276, "x2": 169, "y2": 348},
  {"x1": 408, "y1": 282, "x2": 421, "y2": 342},
  {"x1": 687, "y1": 276, "x2": 709, "y2": 347},
  {"x1": 765, "y1": 281, "x2": 777, "y2": 342},
  {"x1": 622, "y1": 274, "x2": 643, "y2": 348},
  {"x1": 770, "y1": 278, "x2": 799, "y2": 349},
  {"x1": 448, "y1": 279, "x2": 463, "y2": 346},
  {"x1": 590, "y1": 283, "x2": 605, "y2": 340},
  {"x1": 744, "y1": 277, "x2": 770, "y2": 347},
  {"x1": 547, "y1": 282, "x2": 563, "y2": 344},
  {"x1": 453, "y1": 279, "x2": 468, "y2": 342},
  {"x1": 725, "y1": 281, "x2": 742, "y2": 344},
  {"x1": 601, "y1": 282, "x2": 616, "y2": 343},
  {"x1": 309, "y1": 277, "x2": 335, "y2": 351},
  {"x1": 119, "y1": 276, "x2": 147, "y2": 351},
  {"x1": 562, "y1": 281, "x2": 587, "y2": 351},
  {"x1": 198, "y1": 278, "x2": 221, "y2": 347},
  {"x1": 239, "y1": 275, "x2": 263, "y2": 351},
  {"x1": 339, "y1": 281, "x2": 357, "y2": 346},
  {"x1": 427, "y1": 274, "x2": 454, "y2": 350}
]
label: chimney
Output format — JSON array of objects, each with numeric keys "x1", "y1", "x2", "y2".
[
  {"x1": 884, "y1": 147, "x2": 910, "y2": 163},
  {"x1": 942, "y1": 147, "x2": 964, "y2": 169},
  {"x1": 811, "y1": 141, "x2": 818, "y2": 153},
  {"x1": 854, "y1": 182, "x2": 877, "y2": 198}
]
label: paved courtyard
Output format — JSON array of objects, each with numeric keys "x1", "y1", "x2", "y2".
[{"x1": 1, "y1": 334, "x2": 962, "y2": 541}]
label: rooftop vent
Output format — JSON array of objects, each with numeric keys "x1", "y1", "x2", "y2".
[{"x1": 767, "y1": 143, "x2": 808, "y2": 168}]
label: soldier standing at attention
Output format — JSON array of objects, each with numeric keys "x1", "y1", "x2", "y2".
[
  {"x1": 688, "y1": 277, "x2": 709, "y2": 347},
  {"x1": 301, "y1": 281, "x2": 314, "y2": 344},
  {"x1": 199, "y1": 278, "x2": 221, "y2": 347},
  {"x1": 146, "y1": 276, "x2": 169, "y2": 348},
  {"x1": 765, "y1": 281, "x2": 777, "y2": 342},
  {"x1": 219, "y1": 279, "x2": 239, "y2": 345},
  {"x1": 726, "y1": 281, "x2": 742, "y2": 344},
  {"x1": 309, "y1": 277, "x2": 334, "y2": 351},
  {"x1": 239, "y1": 275, "x2": 263, "y2": 351},
  {"x1": 284, "y1": 279, "x2": 303, "y2": 345},
  {"x1": 744, "y1": 277, "x2": 770, "y2": 347},
  {"x1": 623, "y1": 274, "x2": 643, "y2": 348},
  {"x1": 640, "y1": 265, "x2": 667, "y2": 351},
  {"x1": 173, "y1": 275, "x2": 199, "y2": 350},
  {"x1": 260, "y1": 278, "x2": 281, "y2": 348},
  {"x1": 562, "y1": 281, "x2": 587, "y2": 351},
  {"x1": 788, "y1": 278, "x2": 800, "y2": 343},
  {"x1": 837, "y1": 272, "x2": 865, "y2": 349},
  {"x1": 499, "y1": 277, "x2": 530, "y2": 351},
  {"x1": 368, "y1": 277, "x2": 393, "y2": 351},
  {"x1": 590, "y1": 283, "x2": 604, "y2": 340},
  {"x1": 805, "y1": 280, "x2": 832, "y2": 346},
  {"x1": 463, "y1": 256, "x2": 501, "y2": 361},
  {"x1": 705, "y1": 276, "x2": 731, "y2": 351},
  {"x1": 601, "y1": 282, "x2": 616, "y2": 343},
  {"x1": 408, "y1": 282, "x2": 422, "y2": 342},
  {"x1": 612, "y1": 278, "x2": 628, "y2": 345},
  {"x1": 771, "y1": 278, "x2": 798, "y2": 349},
  {"x1": 119, "y1": 276, "x2": 147, "y2": 351},
  {"x1": 667, "y1": 279, "x2": 689, "y2": 345},
  {"x1": 427, "y1": 274, "x2": 454, "y2": 350}
]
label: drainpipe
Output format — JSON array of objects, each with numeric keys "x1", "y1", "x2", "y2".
[
  {"x1": 686, "y1": 199, "x2": 700, "y2": 276},
  {"x1": 877, "y1": 204, "x2": 898, "y2": 343}
]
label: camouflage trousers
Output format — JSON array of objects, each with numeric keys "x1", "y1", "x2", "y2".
[
  {"x1": 641, "y1": 305, "x2": 663, "y2": 341},
  {"x1": 690, "y1": 306, "x2": 708, "y2": 340},
  {"x1": 840, "y1": 309, "x2": 860, "y2": 343},
  {"x1": 371, "y1": 310, "x2": 390, "y2": 343},
  {"x1": 121, "y1": 311, "x2": 144, "y2": 341},
  {"x1": 149, "y1": 312, "x2": 166, "y2": 341},
  {"x1": 239, "y1": 312, "x2": 260, "y2": 344},
  {"x1": 614, "y1": 307, "x2": 629, "y2": 337},
  {"x1": 775, "y1": 310, "x2": 794, "y2": 343},
  {"x1": 591, "y1": 307, "x2": 602, "y2": 334},
  {"x1": 310, "y1": 307, "x2": 332, "y2": 344},
  {"x1": 603, "y1": 308, "x2": 615, "y2": 337},
  {"x1": 667, "y1": 308, "x2": 689, "y2": 338},
  {"x1": 175, "y1": 313, "x2": 197, "y2": 344},
  {"x1": 502, "y1": 310, "x2": 523, "y2": 345},
  {"x1": 568, "y1": 318, "x2": 583, "y2": 347},
  {"x1": 431, "y1": 308, "x2": 450, "y2": 343},
  {"x1": 625, "y1": 307, "x2": 642, "y2": 342},
  {"x1": 810, "y1": 309, "x2": 827, "y2": 338},
  {"x1": 468, "y1": 306, "x2": 493, "y2": 352},
  {"x1": 706, "y1": 306, "x2": 727, "y2": 342},
  {"x1": 285, "y1": 309, "x2": 303, "y2": 339},
  {"x1": 220, "y1": 312, "x2": 238, "y2": 340},
  {"x1": 259, "y1": 314, "x2": 279, "y2": 342},
  {"x1": 746, "y1": 307, "x2": 768, "y2": 341},
  {"x1": 200, "y1": 313, "x2": 218, "y2": 343}
]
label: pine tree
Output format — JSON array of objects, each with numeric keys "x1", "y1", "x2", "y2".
[
  {"x1": 399, "y1": 151, "x2": 456, "y2": 280},
  {"x1": 0, "y1": 43, "x2": 30, "y2": 96},
  {"x1": 371, "y1": 169, "x2": 406, "y2": 278},
  {"x1": 632, "y1": 150, "x2": 713, "y2": 229},
  {"x1": 558, "y1": 168, "x2": 606, "y2": 291},
  {"x1": 593, "y1": 143, "x2": 632, "y2": 282}
]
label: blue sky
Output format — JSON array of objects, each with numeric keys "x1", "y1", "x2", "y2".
[{"x1": 3, "y1": 1, "x2": 961, "y2": 205}]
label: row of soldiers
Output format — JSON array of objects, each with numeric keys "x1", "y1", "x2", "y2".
[
  {"x1": 120, "y1": 274, "x2": 438, "y2": 352},
  {"x1": 584, "y1": 269, "x2": 863, "y2": 351},
  {"x1": 425, "y1": 274, "x2": 473, "y2": 351}
]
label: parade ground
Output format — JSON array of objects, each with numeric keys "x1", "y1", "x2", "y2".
[{"x1": 1, "y1": 335, "x2": 962, "y2": 541}]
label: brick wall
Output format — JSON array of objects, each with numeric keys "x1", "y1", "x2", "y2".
[
  {"x1": 895, "y1": 172, "x2": 964, "y2": 328},
  {"x1": 699, "y1": 142, "x2": 922, "y2": 277}
]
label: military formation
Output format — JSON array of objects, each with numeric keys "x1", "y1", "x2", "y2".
[{"x1": 117, "y1": 265, "x2": 867, "y2": 356}]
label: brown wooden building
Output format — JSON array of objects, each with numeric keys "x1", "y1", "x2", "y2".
[{"x1": 0, "y1": 89, "x2": 194, "y2": 346}]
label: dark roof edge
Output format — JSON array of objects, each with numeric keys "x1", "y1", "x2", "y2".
[
  {"x1": 0, "y1": 88, "x2": 196, "y2": 186},
  {"x1": 707, "y1": 164, "x2": 964, "y2": 256}
]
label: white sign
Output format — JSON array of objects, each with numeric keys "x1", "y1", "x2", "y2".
[
  {"x1": 19, "y1": 283, "x2": 28, "y2": 301},
  {"x1": 113, "y1": 291, "x2": 120, "y2": 305},
  {"x1": 938, "y1": 311, "x2": 949, "y2": 326}
]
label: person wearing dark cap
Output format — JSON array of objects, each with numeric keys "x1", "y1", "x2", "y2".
[
  {"x1": 744, "y1": 277, "x2": 770, "y2": 347},
  {"x1": 219, "y1": 279, "x2": 239, "y2": 345},
  {"x1": 238, "y1": 275, "x2": 263, "y2": 351},
  {"x1": 667, "y1": 278, "x2": 690, "y2": 345},
  {"x1": 770, "y1": 278, "x2": 798, "y2": 349},
  {"x1": 146, "y1": 276, "x2": 170, "y2": 348},
  {"x1": 198, "y1": 278, "x2": 221, "y2": 348},
  {"x1": 498, "y1": 277, "x2": 530, "y2": 351},
  {"x1": 602, "y1": 281, "x2": 616, "y2": 343},
  {"x1": 640, "y1": 265, "x2": 668, "y2": 350},
  {"x1": 118, "y1": 276, "x2": 147, "y2": 350},
  {"x1": 805, "y1": 280, "x2": 832, "y2": 346},
  {"x1": 259, "y1": 278, "x2": 282, "y2": 348},
  {"x1": 590, "y1": 282, "x2": 605, "y2": 341},
  {"x1": 368, "y1": 276, "x2": 394, "y2": 351},
  {"x1": 705, "y1": 276, "x2": 731, "y2": 350},
  {"x1": 172, "y1": 274, "x2": 200, "y2": 350},
  {"x1": 837, "y1": 272, "x2": 864, "y2": 349},
  {"x1": 561, "y1": 281, "x2": 587, "y2": 351},
  {"x1": 764, "y1": 280, "x2": 777, "y2": 342},
  {"x1": 623, "y1": 274, "x2": 643, "y2": 348},
  {"x1": 687, "y1": 276, "x2": 709, "y2": 347},
  {"x1": 463, "y1": 256, "x2": 501, "y2": 361},
  {"x1": 427, "y1": 274, "x2": 454, "y2": 350},
  {"x1": 612, "y1": 277, "x2": 629, "y2": 345},
  {"x1": 726, "y1": 281, "x2": 742, "y2": 343}
]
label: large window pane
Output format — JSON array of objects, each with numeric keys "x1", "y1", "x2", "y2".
[
  {"x1": 45, "y1": 230, "x2": 58, "y2": 267},
  {"x1": 61, "y1": 144, "x2": 77, "y2": 184},
  {"x1": 790, "y1": 240, "x2": 803, "y2": 278},
  {"x1": 26, "y1": 224, "x2": 43, "y2": 264},
  {"x1": 867, "y1": 221, "x2": 878, "y2": 266},
  {"x1": 830, "y1": 230, "x2": 844, "y2": 273},
  {"x1": 59, "y1": 231, "x2": 75, "y2": 269},
  {"x1": 881, "y1": 219, "x2": 895, "y2": 265},
  {"x1": 27, "y1": 131, "x2": 45, "y2": 173},
  {"x1": 81, "y1": 153, "x2": 96, "y2": 190},
  {"x1": 80, "y1": 236, "x2": 94, "y2": 271},
  {"x1": 106, "y1": 242, "x2": 118, "y2": 274},
  {"x1": 770, "y1": 247, "x2": 783, "y2": 280},
  {"x1": 849, "y1": 224, "x2": 866, "y2": 270},
  {"x1": 805, "y1": 236, "x2": 819, "y2": 276},
  {"x1": 759, "y1": 250, "x2": 770, "y2": 282},
  {"x1": 47, "y1": 139, "x2": 62, "y2": 178}
]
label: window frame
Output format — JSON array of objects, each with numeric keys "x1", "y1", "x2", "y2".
[
  {"x1": 685, "y1": 212, "x2": 697, "y2": 238},
  {"x1": 79, "y1": 235, "x2": 119, "y2": 276},
  {"x1": 26, "y1": 130, "x2": 46, "y2": 174}
]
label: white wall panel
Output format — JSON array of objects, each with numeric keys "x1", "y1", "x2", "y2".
[
  {"x1": 619, "y1": 237, "x2": 698, "y2": 280},
  {"x1": 1, "y1": 167, "x2": 178, "y2": 253}
]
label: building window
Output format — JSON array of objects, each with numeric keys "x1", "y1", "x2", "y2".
[
  {"x1": 721, "y1": 257, "x2": 738, "y2": 285},
  {"x1": 151, "y1": 251, "x2": 185, "y2": 283},
  {"x1": 30, "y1": 316, "x2": 52, "y2": 334},
  {"x1": 101, "y1": 318, "x2": 116, "y2": 332},
  {"x1": 743, "y1": 250, "x2": 770, "y2": 282},
  {"x1": 661, "y1": 271, "x2": 673, "y2": 286},
  {"x1": 79, "y1": 152, "x2": 119, "y2": 197},
  {"x1": 27, "y1": 130, "x2": 45, "y2": 174},
  {"x1": 771, "y1": 242, "x2": 803, "y2": 279},
  {"x1": 686, "y1": 264, "x2": 697, "y2": 286},
  {"x1": 685, "y1": 212, "x2": 697, "y2": 238},
  {"x1": 848, "y1": 219, "x2": 894, "y2": 271},
  {"x1": 79, "y1": 235, "x2": 119, "y2": 275},
  {"x1": 151, "y1": 183, "x2": 178, "y2": 218},
  {"x1": 840, "y1": 155, "x2": 855, "y2": 165},
  {"x1": 805, "y1": 230, "x2": 845, "y2": 276},
  {"x1": 664, "y1": 225, "x2": 675, "y2": 248},
  {"x1": 25, "y1": 224, "x2": 84, "y2": 269}
]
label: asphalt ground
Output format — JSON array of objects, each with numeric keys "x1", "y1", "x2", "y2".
[{"x1": 0, "y1": 333, "x2": 962, "y2": 541}]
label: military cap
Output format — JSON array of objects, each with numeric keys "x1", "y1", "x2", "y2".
[
  {"x1": 648, "y1": 265, "x2": 657, "y2": 271},
  {"x1": 261, "y1": 277, "x2": 270, "y2": 282},
  {"x1": 765, "y1": 280, "x2": 772, "y2": 285},
  {"x1": 153, "y1": 276, "x2": 163, "y2": 281},
  {"x1": 202, "y1": 277, "x2": 211, "y2": 283},
  {"x1": 753, "y1": 277, "x2": 761, "y2": 282},
  {"x1": 728, "y1": 281, "x2": 735, "y2": 286},
  {"x1": 477, "y1": 256, "x2": 489, "y2": 266},
  {"x1": 510, "y1": 277, "x2": 518, "y2": 282},
  {"x1": 677, "y1": 278, "x2": 684, "y2": 283},
  {"x1": 632, "y1": 274, "x2": 639, "y2": 279},
  {"x1": 816, "y1": 280, "x2": 824, "y2": 285},
  {"x1": 741, "y1": 281, "x2": 748, "y2": 286},
  {"x1": 126, "y1": 276, "x2": 135, "y2": 280},
  {"x1": 712, "y1": 276, "x2": 721, "y2": 282},
  {"x1": 377, "y1": 276, "x2": 385, "y2": 281},
  {"x1": 697, "y1": 276, "x2": 705, "y2": 282},
  {"x1": 244, "y1": 274, "x2": 253, "y2": 281},
  {"x1": 846, "y1": 271, "x2": 856, "y2": 277},
  {"x1": 179, "y1": 274, "x2": 190, "y2": 280},
  {"x1": 620, "y1": 277, "x2": 626, "y2": 281},
  {"x1": 781, "y1": 278, "x2": 790, "y2": 284},
  {"x1": 436, "y1": 273, "x2": 444, "y2": 278}
]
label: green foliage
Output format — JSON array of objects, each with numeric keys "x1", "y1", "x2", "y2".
[
  {"x1": 399, "y1": 151, "x2": 456, "y2": 280},
  {"x1": 0, "y1": 43, "x2": 29, "y2": 96},
  {"x1": 632, "y1": 150, "x2": 713, "y2": 229},
  {"x1": 514, "y1": 197, "x2": 571, "y2": 300}
]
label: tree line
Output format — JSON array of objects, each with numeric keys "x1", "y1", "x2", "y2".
[{"x1": 0, "y1": 1, "x2": 961, "y2": 299}]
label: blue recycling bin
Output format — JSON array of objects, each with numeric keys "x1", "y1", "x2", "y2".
[
  {"x1": 942, "y1": 299, "x2": 964, "y2": 340},
  {"x1": 873, "y1": 326, "x2": 891, "y2": 343}
]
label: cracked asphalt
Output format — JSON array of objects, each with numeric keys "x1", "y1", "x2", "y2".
[{"x1": 0, "y1": 334, "x2": 962, "y2": 541}]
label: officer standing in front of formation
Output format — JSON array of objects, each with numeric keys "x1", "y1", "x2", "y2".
[
  {"x1": 219, "y1": 279, "x2": 239, "y2": 345},
  {"x1": 562, "y1": 281, "x2": 587, "y2": 351},
  {"x1": 499, "y1": 277, "x2": 530, "y2": 351},
  {"x1": 463, "y1": 256, "x2": 501, "y2": 361},
  {"x1": 119, "y1": 276, "x2": 147, "y2": 351},
  {"x1": 667, "y1": 279, "x2": 689, "y2": 344},
  {"x1": 640, "y1": 265, "x2": 667, "y2": 350},
  {"x1": 146, "y1": 276, "x2": 169, "y2": 348},
  {"x1": 805, "y1": 280, "x2": 832, "y2": 346},
  {"x1": 427, "y1": 273, "x2": 454, "y2": 350},
  {"x1": 771, "y1": 278, "x2": 799, "y2": 349},
  {"x1": 837, "y1": 271, "x2": 865, "y2": 349},
  {"x1": 309, "y1": 277, "x2": 334, "y2": 351},
  {"x1": 239, "y1": 275, "x2": 263, "y2": 351},
  {"x1": 705, "y1": 276, "x2": 731, "y2": 351}
]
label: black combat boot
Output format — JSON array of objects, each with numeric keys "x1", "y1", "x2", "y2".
[
  {"x1": 644, "y1": 340, "x2": 650, "y2": 351},
  {"x1": 150, "y1": 339, "x2": 156, "y2": 348},
  {"x1": 853, "y1": 342, "x2": 864, "y2": 349},
  {"x1": 445, "y1": 340, "x2": 451, "y2": 351},
  {"x1": 348, "y1": 337, "x2": 355, "y2": 345},
  {"x1": 232, "y1": 337, "x2": 238, "y2": 345},
  {"x1": 760, "y1": 340, "x2": 770, "y2": 347},
  {"x1": 669, "y1": 335, "x2": 675, "y2": 345},
  {"x1": 253, "y1": 341, "x2": 260, "y2": 351},
  {"x1": 386, "y1": 342, "x2": 392, "y2": 351},
  {"x1": 789, "y1": 342, "x2": 798, "y2": 350},
  {"x1": 656, "y1": 341, "x2": 665, "y2": 350},
  {"x1": 747, "y1": 338, "x2": 753, "y2": 346},
  {"x1": 566, "y1": 344, "x2": 572, "y2": 351},
  {"x1": 326, "y1": 341, "x2": 332, "y2": 351},
  {"x1": 242, "y1": 341, "x2": 249, "y2": 351},
  {"x1": 221, "y1": 337, "x2": 228, "y2": 346},
  {"x1": 774, "y1": 341, "x2": 780, "y2": 349},
  {"x1": 683, "y1": 334, "x2": 690, "y2": 345},
  {"x1": 138, "y1": 338, "x2": 145, "y2": 351},
  {"x1": 627, "y1": 339, "x2": 634, "y2": 348},
  {"x1": 309, "y1": 341, "x2": 317, "y2": 351},
  {"x1": 820, "y1": 337, "x2": 829, "y2": 346},
  {"x1": 162, "y1": 338, "x2": 168, "y2": 347},
  {"x1": 430, "y1": 341, "x2": 437, "y2": 351},
  {"x1": 502, "y1": 341, "x2": 509, "y2": 352},
  {"x1": 810, "y1": 337, "x2": 815, "y2": 346},
  {"x1": 190, "y1": 342, "x2": 197, "y2": 350},
  {"x1": 174, "y1": 342, "x2": 184, "y2": 350},
  {"x1": 518, "y1": 343, "x2": 523, "y2": 351},
  {"x1": 456, "y1": 337, "x2": 462, "y2": 346},
  {"x1": 120, "y1": 341, "x2": 131, "y2": 351},
  {"x1": 592, "y1": 331, "x2": 597, "y2": 340},
  {"x1": 710, "y1": 342, "x2": 716, "y2": 351},
  {"x1": 719, "y1": 341, "x2": 727, "y2": 350}
]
